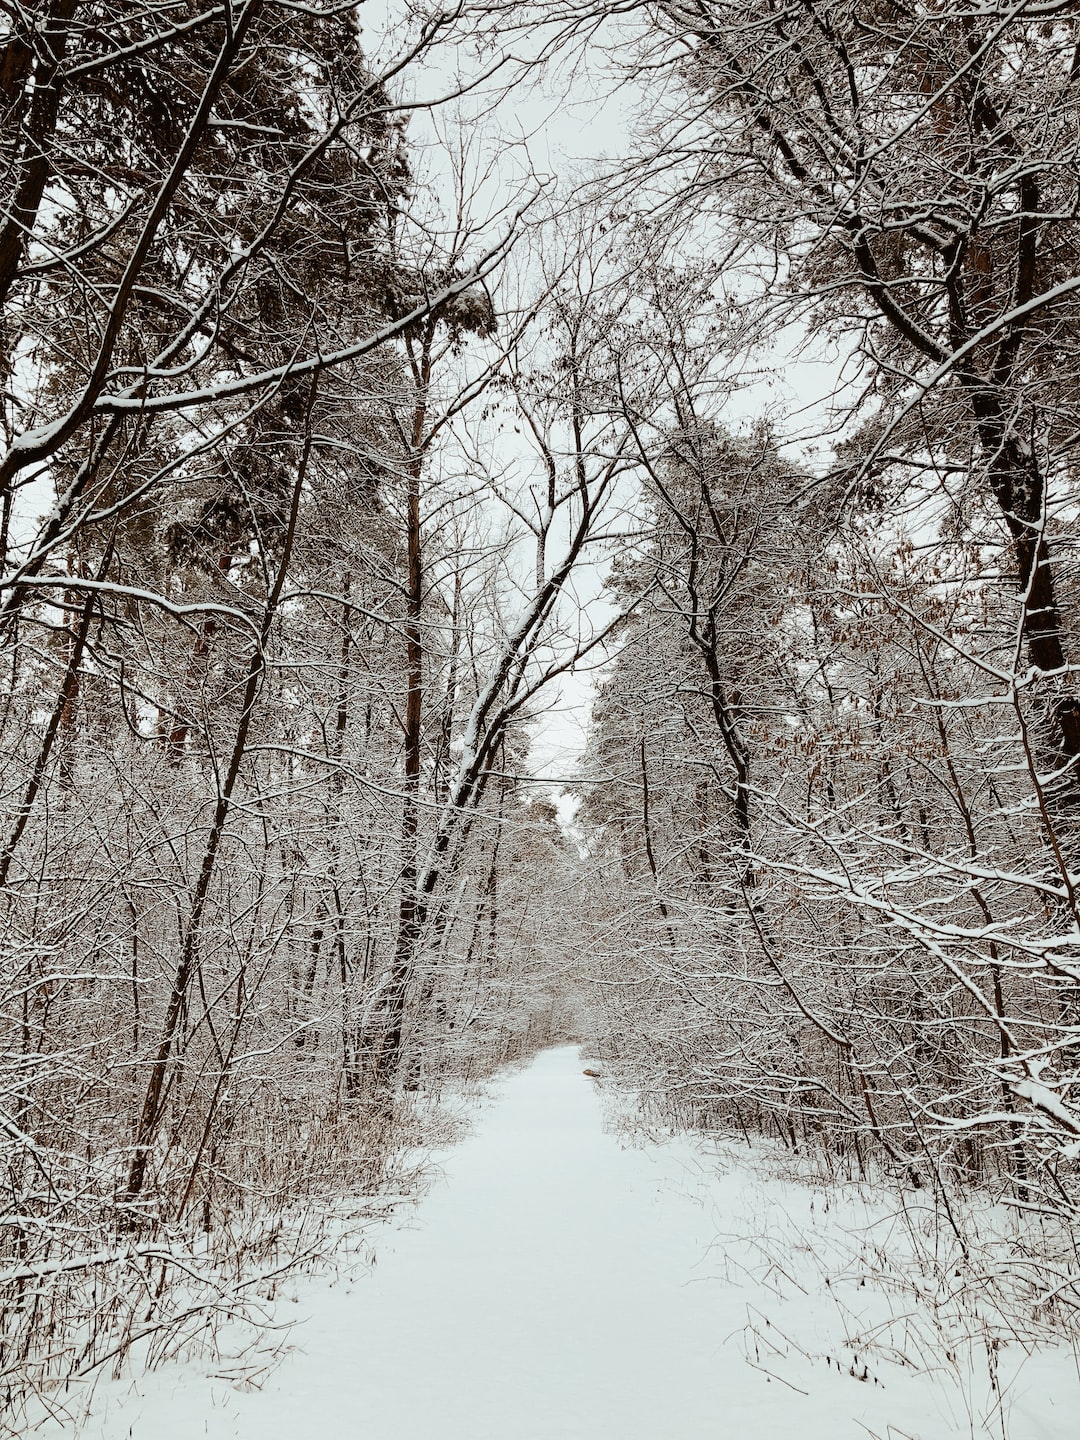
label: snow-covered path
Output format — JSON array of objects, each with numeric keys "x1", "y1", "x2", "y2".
[{"x1": 56, "y1": 1046, "x2": 1080, "y2": 1438}]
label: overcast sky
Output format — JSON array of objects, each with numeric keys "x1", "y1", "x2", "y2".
[{"x1": 361, "y1": 5, "x2": 847, "y2": 790}]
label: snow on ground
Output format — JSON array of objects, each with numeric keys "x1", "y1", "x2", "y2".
[{"x1": 42, "y1": 1046, "x2": 1080, "y2": 1439}]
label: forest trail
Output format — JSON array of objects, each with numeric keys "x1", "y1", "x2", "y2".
[{"x1": 56, "y1": 1047, "x2": 1078, "y2": 1439}]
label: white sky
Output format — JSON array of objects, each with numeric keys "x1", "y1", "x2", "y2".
[
  {"x1": 358, "y1": 2, "x2": 849, "y2": 789},
  {"x1": 8, "y1": 2, "x2": 844, "y2": 792}
]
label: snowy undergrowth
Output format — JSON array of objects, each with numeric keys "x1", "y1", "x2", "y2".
[
  {"x1": 714, "y1": 1170, "x2": 1079, "y2": 1440},
  {"x1": 13, "y1": 1090, "x2": 471, "y2": 1437},
  {"x1": 603, "y1": 1082, "x2": 1080, "y2": 1440}
]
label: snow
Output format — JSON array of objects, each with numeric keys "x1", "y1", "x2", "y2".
[{"x1": 43, "y1": 1046, "x2": 1080, "y2": 1439}]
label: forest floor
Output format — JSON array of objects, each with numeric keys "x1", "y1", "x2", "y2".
[{"x1": 36, "y1": 1046, "x2": 1080, "y2": 1439}]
